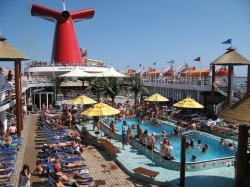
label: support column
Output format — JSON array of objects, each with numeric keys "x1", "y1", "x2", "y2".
[
  {"x1": 235, "y1": 125, "x2": 248, "y2": 187},
  {"x1": 15, "y1": 60, "x2": 23, "y2": 136},
  {"x1": 227, "y1": 65, "x2": 233, "y2": 106},
  {"x1": 180, "y1": 136, "x2": 186, "y2": 187},
  {"x1": 19, "y1": 62, "x2": 23, "y2": 130},
  {"x1": 211, "y1": 65, "x2": 215, "y2": 106},
  {"x1": 247, "y1": 65, "x2": 250, "y2": 94}
]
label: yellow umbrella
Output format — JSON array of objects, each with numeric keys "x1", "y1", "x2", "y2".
[
  {"x1": 81, "y1": 103, "x2": 120, "y2": 116},
  {"x1": 70, "y1": 95, "x2": 97, "y2": 105},
  {"x1": 144, "y1": 93, "x2": 169, "y2": 102},
  {"x1": 173, "y1": 98, "x2": 204, "y2": 109}
]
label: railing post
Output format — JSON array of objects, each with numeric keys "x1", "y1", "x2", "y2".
[{"x1": 180, "y1": 136, "x2": 186, "y2": 187}]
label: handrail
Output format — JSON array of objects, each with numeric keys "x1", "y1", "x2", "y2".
[
  {"x1": 215, "y1": 101, "x2": 227, "y2": 115},
  {"x1": 0, "y1": 88, "x2": 16, "y2": 107},
  {"x1": 213, "y1": 81, "x2": 246, "y2": 101}
]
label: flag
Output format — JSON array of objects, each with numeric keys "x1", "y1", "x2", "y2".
[
  {"x1": 222, "y1": 39, "x2": 232, "y2": 44},
  {"x1": 80, "y1": 48, "x2": 88, "y2": 63},
  {"x1": 153, "y1": 62, "x2": 156, "y2": 65},
  {"x1": 166, "y1": 60, "x2": 174, "y2": 64},
  {"x1": 80, "y1": 48, "x2": 87, "y2": 56},
  {"x1": 194, "y1": 57, "x2": 201, "y2": 62}
]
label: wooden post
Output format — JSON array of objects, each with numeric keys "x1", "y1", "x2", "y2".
[
  {"x1": 211, "y1": 65, "x2": 215, "y2": 106},
  {"x1": 235, "y1": 125, "x2": 248, "y2": 187},
  {"x1": 19, "y1": 62, "x2": 23, "y2": 130},
  {"x1": 15, "y1": 60, "x2": 23, "y2": 136},
  {"x1": 227, "y1": 65, "x2": 233, "y2": 106},
  {"x1": 180, "y1": 136, "x2": 186, "y2": 187},
  {"x1": 247, "y1": 65, "x2": 250, "y2": 94}
]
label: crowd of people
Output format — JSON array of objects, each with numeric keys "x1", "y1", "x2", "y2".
[{"x1": 36, "y1": 104, "x2": 95, "y2": 187}]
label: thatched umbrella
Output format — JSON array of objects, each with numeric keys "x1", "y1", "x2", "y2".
[
  {"x1": 210, "y1": 47, "x2": 250, "y2": 66},
  {"x1": 0, "y1": 35, "x2": 28, "y2": 60},
  {"x1": 219, "y1": 94, "x2": 250, "y2": 187},
  {"x1": 0, "y1": 35, "x2": 29, "y2": 136},
  {"x1": 219, "y1": 94, "x2": 250, "y2": 126},
  {"x1": 210, "y1": 47, "x2": 250, "y2": 106}
]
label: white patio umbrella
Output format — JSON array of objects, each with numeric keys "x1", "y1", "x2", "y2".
[
  {"x1": 59, "y1": 66, "x2": 96, "y2": 78},
  {"x1": 95, "y1": 67, "x2": 127, "y2": 77}
]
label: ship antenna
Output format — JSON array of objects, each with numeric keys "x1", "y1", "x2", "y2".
[{"x1": 62, "y1": 0, "x2": 66, "y2": 11}]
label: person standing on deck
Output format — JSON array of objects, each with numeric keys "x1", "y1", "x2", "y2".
[{"x1": 122, "y1": 121, "x2": 128, "y2": 149}]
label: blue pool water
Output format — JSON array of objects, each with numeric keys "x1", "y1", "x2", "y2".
[
  {"x1": 155, "y1": 133, "x2": 237, "y2": 162},
  {"x1": 108, "y1": 118, "x2": 237, "y2": 162},
  {"x1": 114, "y1": 118, "x2": 176, "y2": 135}
]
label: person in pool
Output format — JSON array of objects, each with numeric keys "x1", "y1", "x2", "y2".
[
  {"x1": 197, "y1": 140, "x2": 203, "y2": 148},
  {"x1": 162, "y1": 130, "x2": 167, "y2": 137},
  {"x1": 220, "y1": 138, "x2": 226, "y2": 146},
  {"x1": 191, "y1": 155, "x2": 196, "y2": 161},
  {"x1": 201, "y1": 146, "x2": 207, "y2": 153},
  {"x1": 189, "y1": 139, "x2": 194, "y2": 147},
  {"x1": 228, "y1": 143, "x2": 234, "y2": 151}
]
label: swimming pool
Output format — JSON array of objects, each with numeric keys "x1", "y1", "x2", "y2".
[
  {"x1": 112, "y1": 118, "x2": 237, "y2": 162},
  {"x1": 113, "y1": 117, "x2": 177, "y2": 135},
  {"x1": 155, "y1": 132, "x2": 237, "y2": 162},
  {"x1": 101, "y1": 118, "x2": 237, "y2": 170}
]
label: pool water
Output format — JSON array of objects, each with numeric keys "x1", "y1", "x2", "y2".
[
  {"x1": 155, "y1": 133, "x2": 237, "y2": 162},
  {"x1": 107, "y1": 118, "x2": 237, "y2": 162},
  {"x1": 113, "y1": 118, "x2": 176, "y2": 135}
]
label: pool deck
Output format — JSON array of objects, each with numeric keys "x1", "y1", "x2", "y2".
[{"x1": 77, "y1": 123, "x2": 236, "y2": 187}]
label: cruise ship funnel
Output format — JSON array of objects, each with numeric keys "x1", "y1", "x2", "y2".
[{"x1": 31, "y1": 4, "x2": 94, "y2": 65}]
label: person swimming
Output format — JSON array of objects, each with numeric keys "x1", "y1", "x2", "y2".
[
  {"x1": 201, "y1": 146, "x2": 207, "y2": 153},
  {"x1": 189, "y1": 139, "x2": 194, "y2": 147},
  {"x1": 220, "y1": 138, "x2": 225, "y2": 146},
  {"x1": 197, "y1": 140, "x2": 203, "y2": 148},
  {"x1": 191, "y1": 155, "x2": 196, "y2": 161},
  {"x1": 228, "y1": 143, "x2": 234, "y2": 151}
]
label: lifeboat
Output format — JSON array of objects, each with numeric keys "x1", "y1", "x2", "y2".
[
  {"x1": 163, "y1": 71, "x2": 173, "y2": 77},
  {"x1": 147, "y1": 69, "x2": 160, "y2": 77},
  {"x1": 179, "y1": 70, "x2": 210, "y2": 77},
  {"x1": 216, "y1": 69, "x2": 230, "y2": 76}
]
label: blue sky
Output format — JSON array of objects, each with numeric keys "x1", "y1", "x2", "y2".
[{"x1": 0, "y1": 0, "x2": 250, "y2": 76}]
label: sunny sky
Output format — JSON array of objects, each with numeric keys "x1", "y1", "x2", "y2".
[{"x1": 0, "y1": 0, "x2": 250, "y2": 76}]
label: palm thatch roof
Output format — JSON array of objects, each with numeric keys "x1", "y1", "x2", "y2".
[
  {"x1": 219, "y1": 94, "x2": 250, "y2": 126},
  {"x1": 210, "y1": 47, "x2": 250, "y2": 65},
  {"x1": 0, "y1": 35, "x2": 28, "y2": 61}
]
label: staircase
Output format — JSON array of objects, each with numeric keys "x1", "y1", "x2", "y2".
[
  {"x1": 213, "y1": 80, "x2": 247, "y2": 101},
  {"x1": 214, "y1": 101, "x2": 227, "y2": 115},
  {"x1": 0, "y1": 76, "x2": 30, "y2": 113}
]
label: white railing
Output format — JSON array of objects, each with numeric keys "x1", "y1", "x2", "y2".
[{"x1": 141, "y1": 76, "x2": 212, "y2": 86}]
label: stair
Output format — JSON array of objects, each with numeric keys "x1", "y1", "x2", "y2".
[{"x1": 213, "y1": 81, "x2": 246, "y2": 101}]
